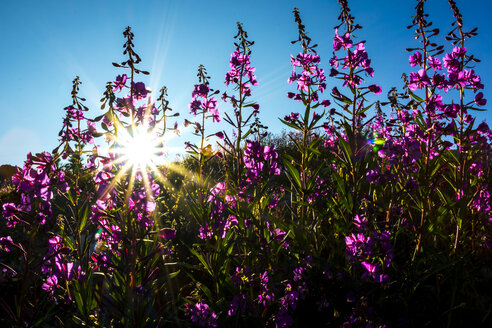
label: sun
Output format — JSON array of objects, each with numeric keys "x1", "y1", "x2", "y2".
[
  {"x1": 113, "y1": 124, "x2": 166, "y2": 171},
  {"x1": 97, "y1": 121, "x2": 190, "y2": 205}
]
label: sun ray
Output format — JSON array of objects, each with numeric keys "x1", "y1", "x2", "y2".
[{"x1": 94, "y1": 116, "x2": 189, "y2": 211}]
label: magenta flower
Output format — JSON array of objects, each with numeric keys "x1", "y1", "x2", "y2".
[
  {"x1": 185, "y1": 302, "x2": 218, "y2": 328},
  {"x1": 408, "y1": 69, "x2": 430, "y2": 91},
  {"x1": 409, "y1": 51, "x2": 422, "y2": 67},
  {"x1": 192, "y1": 84, "x2": 209, "y2": 98},
  {"x1": 41, "y1": 275, "x2": 58, "y2": 295},
  {"x1": 131, "y1": 81, "x2": 148, "y2": 99},
  {"x1": 475, "y1": 92, "x2": 487, "y2": 106},
  {"x1": 113, "y1": 74, "x2": 127, "y2": 92},
  {"x1": 284, "y1": 112, "x2": 300, "y2": 122},
  {"x1": 243, "y1": 140, "x2": 281, "y2": 184},
  {"x1": 189, "y1": 99, "x2": 202, "y2": 116},
  {"x1": 333, "y1": 28, "x2": 353, "y2": 51},
  {"x1": 368, "y1": 84, "x2": 382, "y2": 95},
  {"x1": 159, "y1": 228, "x2": 177, "y2": 240},
  {"x1": 428, "y1": 56, "x2": 442, "y2": 70},
  {"x1": 366, "y1": 169, "x2": 379, "y2": 183},
  {"x1": 225, "y1": 48, "x2": 257, "y2": 91},
  {"x1": 452, "y1": 46, "x2": 467, "y2": 58},
  {"x1": 205, "y1": 97, "x2": 220, "y2": 122},
  {"x1": 2, "y1": 203, "x2": 18, "y2": 226},
  {"x1": 297, "y1": 74, "x2": 312, "y2": 92},
  {"x1": 0, "y1": 236, "x2": 14, "y2": 252},
  {"x1": 443, "y1": 52, "x2": 460, "y2": 73}
]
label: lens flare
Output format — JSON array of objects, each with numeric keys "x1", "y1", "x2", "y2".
[{"x1": 367, "y1": 136, "x2": 385, "y2": 152}]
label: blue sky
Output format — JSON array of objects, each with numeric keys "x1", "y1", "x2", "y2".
[{"x1": 0, "y1": 0, "x2": 491, "y2": 166}]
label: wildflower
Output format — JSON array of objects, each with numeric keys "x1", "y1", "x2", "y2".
[
  {"x1": 409, "y1": 51, "x2": 422, "y2": 67},
  {"x1": 113, "y1": 74, "x2": 127, "y2": 92},
  {"x1": 185, "y1": 302, "x2": 218, "y2": 328},
  {"x1": 408, "y1": 69, "x2": 430, "y2": 90},
  {"x1": 368, "y1": 84, "x2": 382, "y2": 95},
  {"x1": 333, "y1": 28, "x2": 353, "y2": 51},
  {"x1": 0, "y1": 236, "x2": 14, "y2": 252},
  {"x1": 475, "y1": 92, "x2": 487, "y2": 106},
  {"x1": 159, "y1": 228, "x2": 176, "y2": 240},
  {"x1": 131, "y1": 81, "x2": 149, "y2": 99},
  {"x1": 428, "y1": 56, "x2": 442, "y2": 70}
]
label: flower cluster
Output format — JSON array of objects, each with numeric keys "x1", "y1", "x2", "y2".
[
  {"x1": 287, "y1": 52, "x2": 330, "y2": 110},
  {"x1": 127, "y1": 173, "x2": 160, "y2": 227},
  {"x1": 329, "y1": 34, "x2": 376, "y2": 87},
  {"x1": 2, "y1": 152, "x2": 69, "y2": 226},
  {"x1": 243, "y1": 141, "x2": 281, "y2": 184},
  {"x1": 407, "y1": 47, "x2": 485, "y2": 108},
  {"x1": 345, "y1": 215, "x2": 392, "y2": 284},
  {"x1": 41, "y1": 236, "x2": 76, "y2": 296},
  {"x1": 198, "y1": 182, "x2": 238, "y2": 240},
  {"x1": 185, "y1": 302, "x2": 218, "y2": 328},
  {"x1": 59, "y1": 106, "x2": 96, "y2": 145},
  {"x1": 224, "y1": 48, "x2": 258, "y2": 98},
  {"x1": 189, "y1": 83, "x2": 220, "y2": 123}
]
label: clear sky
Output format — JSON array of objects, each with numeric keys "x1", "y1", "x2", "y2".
[{"x1": 0, "y1": 0, "x2": 491, "y2": 166}]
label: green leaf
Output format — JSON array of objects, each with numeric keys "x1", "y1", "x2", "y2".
[
  {"x1": 168, "y1": 270, "x2": 180, "y2": 279},
  {"x1": 307, "y1": 163, "x2": 325, "y2": 192},
  {"x1": 279, "y1": 118, "x2": 302, "y2": 131},
  {"x1": 189, "y1": 247, "x2": 213, "y2": 276},
  {"x1": 78, "y1": 204, "x2": 90, "y2": 231},
  {"x1": 408, "y1": 89, "x2": 424, "y2": 102},
  {"x1": 283, "y1": 159, "x2": 302, "y2": 190}
]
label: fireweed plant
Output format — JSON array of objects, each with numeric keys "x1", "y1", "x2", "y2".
[{"x1": 0, "y1": 1, "x2": 491, "y2": 327}]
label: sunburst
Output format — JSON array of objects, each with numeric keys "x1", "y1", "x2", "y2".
[
  {"x1": 112, "y1": 123, "x2": 166, "y2": 171},
  {"x1": 95, "y1": 120, "x2": 191, "y2": 211}
]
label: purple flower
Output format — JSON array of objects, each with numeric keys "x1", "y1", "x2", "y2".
[
  {"x1": 428, "y1": 56, "x2": 442, "y2": 71},
  {"x1": 333, "y1": 28, "x2": 353, "y2": 51},
  {"x1": 289, "y1": 52, "x2": 327, "y2": 98},
  {"x1": 0, "y1": 236, "x2": 14, "y2": 252},
  {"x1": 452, "y1": 46, "x2": 467, "y2": 58},
  {"x1": 205, "y1": 97, "x2": 220, "y2": 123},
  {"x1": 284, "y1": 112, "x2": 300, "y2": 123},
  {"x1": 2, "y1": 203, "x2": 18, "y2": 225},
  {"x1": 321, "y1": 99, "x2": 331, "y2": 107},
  {"x1": 199, "y1": 224, "x2": 213, "y2": 240},
  {"x1": 443, "y1": 52, "x2": 460, "y2": 73},
  {"x1": 408, "y1": 69, "x2": 430, "y2": 91},
  {"x1": 472, "y1": 185, "x2": 490, "y2": 213},
  {"x1": 368, "y1": 84, "x2": 382, "y2": 95},
  {"x1": 297, "y1": 74, "x2": 312, "y2": 92},
  {"x1": 159, "y1": 228, "x2": 176, "y2": 240},
  {"x1": 366, "y1": 169, "x2": 379, "y2": 183},
  {"x1": 185, "y1": 302, "x2": 218, "y2": 328},
  {"x1": 361, "y1": 261, "x2": 388, "y2": 283},
  {"x1": 189, "y1": 99, "x2": 202, "y2": 116},
  {"x1": 113, "y1": 74, "x2": 127, "y2": 92},
  {"x1": 225, "y1": 48, "x2": 257, "y2": 93},
  {"x1": 409, "y1": 52, "x2": 422, "y2": 67},
  {"x1": 345, "y1": 233, "x2": 372, "y2": 259},
  {"x1": 131, "y1": 81, "x2": 149, "y2": 100},
  {"x1": 243, "y1": 141, "x2": 280, "y2": 184},
  {"x1": 432, "y1": 73, "x2": 449, "y2": 90},
  {"x1": 192, "y1": 84, "x2": 209, "y2": 98},
  {"x1": 41, "y1": 275, "x2": 58, "y2": 295},
  {"x1": 475, "y1": 92, "x2": 487, "y2": 106}
]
